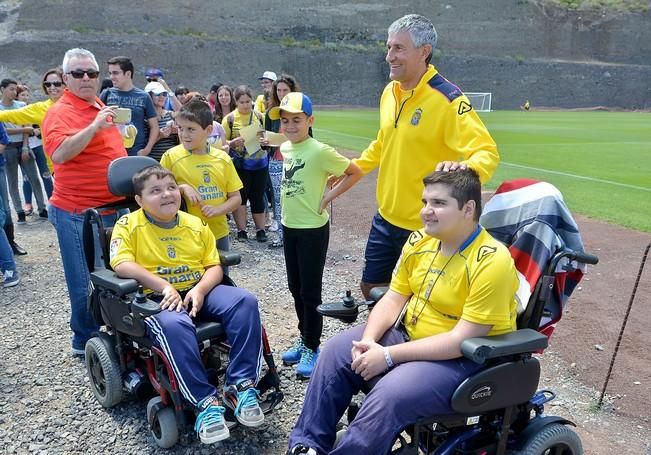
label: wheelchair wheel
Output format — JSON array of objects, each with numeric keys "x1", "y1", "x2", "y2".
[
  {"x1": 147, "y1": 396, "x2": 179, "y2": 449},
  {"x1": 85, "y1": 337, "x2": 123, "y2": 408},
  {"x1": 512, "y1": 423, "x2": 583, "y2": 455}
]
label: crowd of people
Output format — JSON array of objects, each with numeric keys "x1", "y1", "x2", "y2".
[{"x1": 0, "y1": 13, "x2": 518, "y2": 455}]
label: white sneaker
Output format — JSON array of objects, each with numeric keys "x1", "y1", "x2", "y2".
[{"x1": 268, "y1": 221, "x2": 279, "y2": 232}]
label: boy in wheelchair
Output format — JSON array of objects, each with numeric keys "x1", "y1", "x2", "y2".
[
  {"x1": 109, "y1": 164, "x2": 265, "y2": 444},
  {"x1": 288, "y1": 168, "x2": 520, "y2": 454}
]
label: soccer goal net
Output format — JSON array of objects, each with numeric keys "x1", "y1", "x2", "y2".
[{"x1": 464, "y1": 92, "x2": 492, "y2": 112}]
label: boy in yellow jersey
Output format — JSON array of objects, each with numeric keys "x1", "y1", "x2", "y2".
[
  {"x1": 110, "y1": 165, "x2": 264, "y2": 444},
  {"x1": 287, "y1": 168, "x2": 518, "y2": 455},
  {"x1": 160, "y1": 100, "x2": 242, "y2": 272}
]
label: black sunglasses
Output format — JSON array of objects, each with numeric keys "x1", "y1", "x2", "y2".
[
  {"x1": 67, "y1": 69, "x2": 100, "y2": 79},
  {"x1": 43, "y1": 81, "x2": 63, "y2": 88},
  {"x1": 146, "y1": 77, "x2": 158, "y2": 82}
]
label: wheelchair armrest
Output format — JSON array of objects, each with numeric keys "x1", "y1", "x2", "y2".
[
  {"x1": 219, "y1": 250, "x2": 241, "y2": 267},
  {"x1": 461, "y1": 329, "x2": 549, "y2": 364},
  {"x1": 90, "y1": 269, "x2": 139, "y2": 295},
  {"x1": 368, "y1": 286, "x2": 389, "y2": 303}
]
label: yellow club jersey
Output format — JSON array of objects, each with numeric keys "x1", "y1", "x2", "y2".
[
  {"x1": 109, "y1": 209, "x2": 220, "y2": 292},
  {"x1": 353, "y1": 65, "x2": 499, "y2": 231},
  {"x1": 390, "y1": 227, "x2": 518, "y2": 341},
  {"x1": 161, "y1": 144, "x2": 243, "y2": 240}
]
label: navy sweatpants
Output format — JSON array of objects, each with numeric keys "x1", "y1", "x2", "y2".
[
  {"x1": 145, "y1": 284, "x2": 264, "y2": 407},
  {"x1": 288, "y1": 324, "x2": 482, "y2": 454}
]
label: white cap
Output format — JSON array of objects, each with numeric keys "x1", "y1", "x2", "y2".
[
  {"x1": 258, "y1": 71, "x2": 277, "y2": 81},
  {"x1": 144, "y1": 81, "x2": 167, "y2": 95}
]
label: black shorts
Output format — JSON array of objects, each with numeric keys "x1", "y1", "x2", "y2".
[{"x1": 237, "y1": 167, "x2": 268, "y2": 213}]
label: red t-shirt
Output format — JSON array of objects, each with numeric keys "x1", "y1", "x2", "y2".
[{"x1": 42, "y1": 89, "x2": 126, "y2": 212}]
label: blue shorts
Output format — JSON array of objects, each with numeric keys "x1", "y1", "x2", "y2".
[{"x1": 362, "y1": 213, "x2": 412, "y2": 284}]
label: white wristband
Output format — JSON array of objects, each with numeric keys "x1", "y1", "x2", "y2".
[{"x1": 383, "y1": 347, "x2": 394, "y2": 369}]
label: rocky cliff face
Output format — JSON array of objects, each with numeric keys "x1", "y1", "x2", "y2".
[{"x1": 1, "y1": 0, "x2": 649, "y2": 108}]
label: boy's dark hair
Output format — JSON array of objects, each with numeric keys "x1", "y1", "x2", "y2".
[
  {"x1": 1, "y1": 78, "x2": 18, "y2": 89},
  {"x1": 423, "y1": 168, "x2": 482, "y2": 221},
  {"x1": 107, "y1": 56, "x2": 134, "y2": 79},
  {"x1": 176, "y1": 99, "x2": 214, "y2": 129},
  {"x1": 210, "y1": 83, "x2": 222, "y2": 93},
  {"x1": 132, "y1": 165, "x2": 176, "y2": 196},
  {"x1": 233, "y1": 85, "x2": 253, "y2": 101}
]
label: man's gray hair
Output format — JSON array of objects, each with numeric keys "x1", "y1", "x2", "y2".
[
  {"x1": 62, "y1": 48, "x2": 99, "y2": 73},
  {"x1": 388, "y1": 14, "x2": 438, "y2": 62}
]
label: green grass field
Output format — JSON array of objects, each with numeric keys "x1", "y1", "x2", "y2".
[{"x1": 312, "y1": 109, "x2": 651, "y2": 232}]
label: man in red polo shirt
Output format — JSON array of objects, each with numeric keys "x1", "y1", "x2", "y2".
[{"x1": 42, "y1": 48, "x2": 127, "y2": 356}]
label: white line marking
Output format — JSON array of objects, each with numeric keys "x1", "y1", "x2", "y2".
[
  {"x1": 500, "y1": 162, "x2": 651, "y2": 192},
  {"x1": 313, "y1": 127, "x2": 651, "y2": 193}
]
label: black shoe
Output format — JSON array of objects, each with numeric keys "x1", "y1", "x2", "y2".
[
  {"x1": 237, "y1": 230, "x2": 248, "y2": 242},
  {"x1": 11, "y1": 241, "x2": 27, "y2": 256},
  {"x1": 256, "y1": 229, "x2": 268, "y2": 242},
  {"x1": 16, "y1": 212, "x2": 27, "y2": 225},
  {"x1": 38, "y1": 208, "x2": 48, "y2": 220}
]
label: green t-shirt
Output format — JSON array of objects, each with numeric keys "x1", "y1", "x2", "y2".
[{"x1": 281, "y1": 137, "x2": 350, "y2": 229}]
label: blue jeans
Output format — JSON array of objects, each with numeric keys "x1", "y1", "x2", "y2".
[
  {"x1": 0, "y1": 195, "x2": 16, "y2": 274},
  {"x1": 22, "y1": 145, "x2": 53, "y2": 203},
  {"x1": 0, "y1": 161, "x2": 11, "y2": 227},
  {"x1": 268, "y1": 159, "x2": 283, "y2": 241},
  {"x1": 49, "y1": 204, "x2": 117, "y2": 350}
]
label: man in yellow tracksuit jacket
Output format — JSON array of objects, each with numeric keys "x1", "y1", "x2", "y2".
[{"x1": 353, "y1": 14, "x2": 499, "y2": 300}]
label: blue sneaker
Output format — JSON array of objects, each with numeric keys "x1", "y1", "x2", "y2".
[
  {"x1": 282, "y1": 338, "x2": 305, "y2": 365},
  {"x1": 3, "y1": 270, "x2": 20, "y2": 288},
  {"x1": 195, "y1": 396, "x2": 230, "y2": 444},
  {"x1": 223, "y1": 379, "x2": 264, "y2": 427},
  {"x1": 296, "y1": 346, "x2": 319, "y2": 378}
]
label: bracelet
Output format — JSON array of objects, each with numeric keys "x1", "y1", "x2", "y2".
[{"x1": 383, "y1": 347, "x2": 394, "y2": 369}]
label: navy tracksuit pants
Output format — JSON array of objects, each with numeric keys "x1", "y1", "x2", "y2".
[
  {"x1": 145, "y1": 284, "x2": 264, "y2": 406},
  {"x1": 288, "y1": 324, "x2": 483, "y2": 454}
]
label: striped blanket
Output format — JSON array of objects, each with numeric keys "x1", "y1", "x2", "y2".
[{"x1": 480, "y1": 179, "x2": 587, "y2": 339}]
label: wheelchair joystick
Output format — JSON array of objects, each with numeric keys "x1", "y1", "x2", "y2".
[
  {"x1": 131, "y1": 285, "x2": 163, "y2": 317},
  {"x1": 135, "y1": 285, "x2": 147, "y2": 304},
  {"x1": 317, "y1": 290, "x2": 359, "y2": 323},
  {"x1": 342, "y1": 290, "x2": 355, "y2": 308}
]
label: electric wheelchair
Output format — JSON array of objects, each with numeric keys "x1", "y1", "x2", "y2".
[
  {"x1": 318, "y1": 179, "x2": 598, "y2": 454},
  {"x1": 82, "y1": 156, "x2": 283, "y2": 448}
]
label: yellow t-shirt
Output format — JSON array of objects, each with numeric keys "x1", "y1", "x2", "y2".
[
  {"x1": 254, "y1": 94, "x2": 266, "y2": 114},
  {"x1": 390, "y1": 227, "x2": 518, "y2": 341},
  {"x1": 109, "y1": 209, "x2": 220, "y2": 292},
  {"x1": 160, "y1": 144, "x2": 243, "y2": 240}
]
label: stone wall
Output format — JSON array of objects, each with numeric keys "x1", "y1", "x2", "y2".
[{"x1": 1, "y1": 0, "x2": 650, "y2": 109}]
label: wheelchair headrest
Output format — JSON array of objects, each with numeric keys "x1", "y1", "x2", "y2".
[{"x1": 107, "y1": 156, "x2": 160, "y2": 197}]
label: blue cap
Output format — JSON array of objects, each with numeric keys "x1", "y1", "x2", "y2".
[{"x1": 268, "y1": 92, "x2": 313, "y2": 120}]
